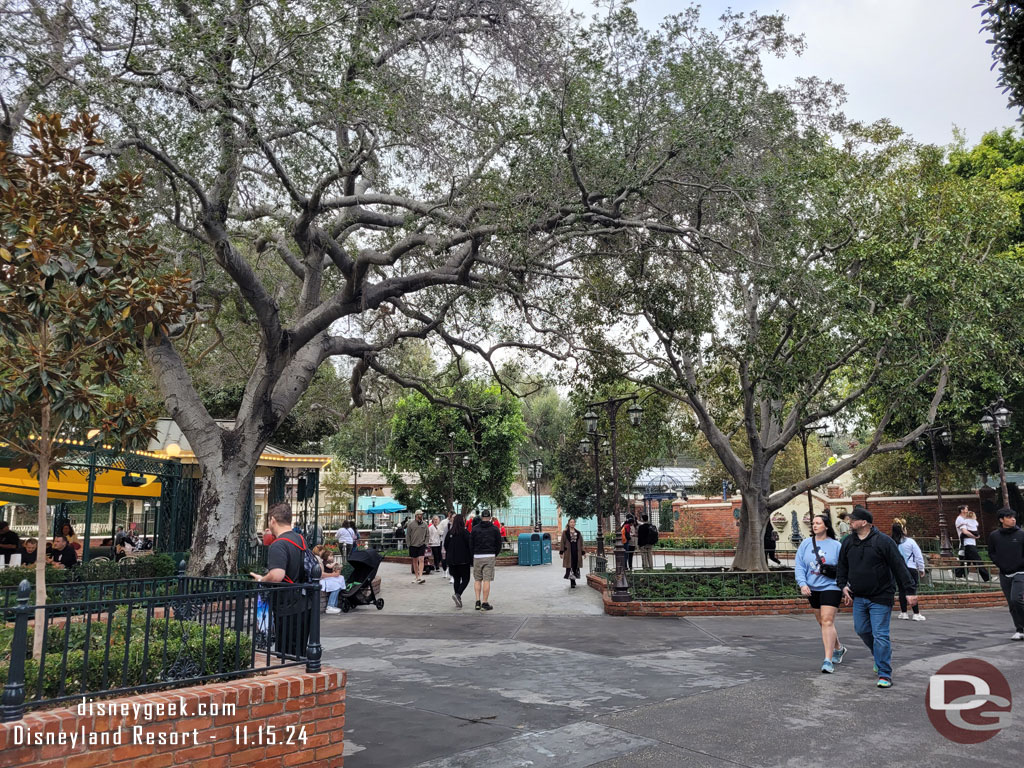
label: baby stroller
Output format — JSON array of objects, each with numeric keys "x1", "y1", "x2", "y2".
[{"x1": 338, "y1": 548, "x2": 384, "y2": 612}]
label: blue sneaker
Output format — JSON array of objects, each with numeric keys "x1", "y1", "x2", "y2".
[
  {"x1": 831, "y1": 646, "x2": 847, "y2": 665},
  {"x1": 821, "y1": 659, "x2": 835, "y2": 674},
  {"x1": 877, "y1": 677, "x2": 892, "y2": 688}
]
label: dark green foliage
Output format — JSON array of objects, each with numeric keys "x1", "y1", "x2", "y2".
[{"x1": 978, "y1": 1, "x2": 1024, "y2": 117}]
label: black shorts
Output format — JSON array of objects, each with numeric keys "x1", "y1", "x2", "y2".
[
  {"x1": 807, "y1": 590, "x2": 842, "y2": 609},
  {"x1": 409, "y1": 545, "x2": 426, "y2": 558}
]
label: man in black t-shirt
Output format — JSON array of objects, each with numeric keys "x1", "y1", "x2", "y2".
[
  {"x1": 49, "y1": 535, "x2": 78, "y2": 569},
  {"x1": 0, "y1": 521, "x2": 20, "y2": 564},
  {"x1": 251, "y1": 502, "x2": 311, "y2": 658}
]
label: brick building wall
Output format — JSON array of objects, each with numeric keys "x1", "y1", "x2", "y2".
[
  {"x1": 0, "y1": 667, "x2": 345, "y2": 768},
  {"x1": 665, "y1": 488, "x2": 998, "y2": 547}
]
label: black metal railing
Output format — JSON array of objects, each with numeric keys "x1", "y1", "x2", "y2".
[
  {"x1": 618, "y1": 565, "x2": 1002, "y2": 602},
  {"x1": 0, "y1": 562, "x2": 322, "y2": 722}
]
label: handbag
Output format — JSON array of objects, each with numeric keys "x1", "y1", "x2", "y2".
[{"x1": 811, "y1": 537, "x2": 838, "y2": 579}]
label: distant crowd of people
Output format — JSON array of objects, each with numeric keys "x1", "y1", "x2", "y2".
[{"x1": 0, "y1": 519, "x2": 155, "y2": 569}]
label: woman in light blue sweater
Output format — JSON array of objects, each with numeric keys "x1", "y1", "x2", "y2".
[{"x1": 795, "y1": 513, "x2": 846, "y2": 673}]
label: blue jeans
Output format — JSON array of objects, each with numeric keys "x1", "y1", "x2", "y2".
[
  {"x1": 327, "y1": 589, "x2": 340, "y2": 608},
  {"x1": 852, "y1": 597, "x2": 892, "y2": 679}
]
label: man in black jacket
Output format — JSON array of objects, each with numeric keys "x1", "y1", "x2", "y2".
[
  {"x1": 637, "y1": 514, "x2": 658, "y2": 570},
  {"x1": 470, "y1": 509, "x2": 502, "y2": 611},
  {"x1": 836, "y1": 506, "x2": 914, "y2": 689},
  {"x1": 988, "y1": 508, "x2": 1024, "y2": 641}
]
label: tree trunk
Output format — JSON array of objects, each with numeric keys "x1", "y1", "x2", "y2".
[
  {"x1": 186, "y1": 458, "x2": 253, "y2": 577},
  {"x1": 731, "y1": 489, "x2": 769, "y2": 571},
  {"x1": 32, "y1": 402, "x2": 50, "y2": 659}
]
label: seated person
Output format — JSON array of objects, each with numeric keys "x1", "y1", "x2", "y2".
[
  {"x1": 20, "y1": 538, "x2": 38, "y2": 566},
  {"x1": 0, "y1": 520, "x2": 21, "y2": 564},
  {"x1": 49, "y1": 535, "x2": 78, "y2": 569},
  {"x1": 314, "y1": 545, "x2": 347, "y2": 614},
  {"x1": 114, "y1": 540, "x2": 134, "y2": 561}
]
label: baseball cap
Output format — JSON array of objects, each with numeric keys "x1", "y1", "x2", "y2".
[{"x1": 849, "y1": 506, "x2": 873, "y2": 524}]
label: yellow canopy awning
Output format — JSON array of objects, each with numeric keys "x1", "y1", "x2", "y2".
[{"x1": 0, "y1": 466, "x2": 161, "y2": 504}]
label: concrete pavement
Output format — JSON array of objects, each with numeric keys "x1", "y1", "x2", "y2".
[{"x1": 320, "y1": 560, "x2": 1022, "y2": 768}]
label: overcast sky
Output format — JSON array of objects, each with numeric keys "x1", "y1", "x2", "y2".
[{"x1": 568, "y1": 0, "x2": 1020, "y2": 147}]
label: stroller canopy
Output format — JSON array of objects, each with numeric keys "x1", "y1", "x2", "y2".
[{"x1": 348, "y1": 548, "x2": 383, "y2": 570}]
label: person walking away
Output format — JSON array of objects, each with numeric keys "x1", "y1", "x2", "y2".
[
  {"x1": 336, "y1": 521, "x2": 355, "y2": 561},
  {"x1": 795, "y1": 513, "x2": 846, "y2": 673},
  {"x1": 428, "y1": 515, "x2": 443, "y2": 576},
  {"x1": 470, "y1": 509, "x2": 502, "y2": 610},
  {"x1": 637, "y1": 513, "x2": 658, "y2": 570},
  {"x1": 836, "y1": 511, "x2": 851, "y2": 539},
  {"x1": 250, "y1": 502, "x2": 313, "y2": 658},
  {"x1": 764, "y1": 523, "x2": 782, "y2": 565},
  {"x1": 836, "y1": 506, "x2": 915, "y2": 689},
  {"x1": 406, "y1": 510, "x2": 429, "y2": 583},
  {"x1": 444, "y1": 514, "x2": 473, "y2": 608},
  {"x1": 621, "y1": 515, "x2": 637, "y2": 570},
  {"x1": 891, "y1": 519, "x2": 926, "y2": 621},
  {"x1": 393, "y1": 519, "x2": 407, "y2": 550},
  {"x1": 559, "y1": 518, "x2": 586, "y2": 587},
  {"x1": 954, "y1": 505, "x2": 991, "y2": 582},
  {"x1": 987, "y1": 508, "x2": 1024, "y2": 641}
]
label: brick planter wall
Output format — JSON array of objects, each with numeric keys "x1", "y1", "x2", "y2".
[
  {"x1": 586, "y1": 573, "x2": 1005, "y2": 616},
  {"x1": 0, "y1": 666, "x2": 346, "y2": 768}
]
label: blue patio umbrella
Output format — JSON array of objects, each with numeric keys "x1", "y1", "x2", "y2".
[{"x1": 368, "y1": 500, "x2": 406, "y2": 513}]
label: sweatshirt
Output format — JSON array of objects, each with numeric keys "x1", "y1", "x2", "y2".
[
  {"x1": 443, "y1": 527, "x2": 473, "y2": 567},
  {"x1": 987, "y1": 525, "x2": 1024, "y2": 576},
  {"x1": 897, "y1": 537, "x2": 925, "y2": 573},
  {"x1": 794, "y1": 536, "x2": 842, "y2": 592},
  {"x1": 470, "y1": 520, "x2": 502, "y2": 556},
  {"x1": 836, "y1": 527, "x2": 914, "y2": 604},
  {"x1": 406, "y1": 519, "x2": 429, "y2": 548}
]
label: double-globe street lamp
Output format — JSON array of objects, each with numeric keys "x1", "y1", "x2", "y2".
[
  {"x1": 916, "y1": 425, "x2": 953, "y2": 556},
  {"x1": 527, "y1": 459, "x2": 543, "y2": 532},
  {"x1": 435, "y1": 431, "x2": 471, "y2": 516},
  {"x1": 581, "y1": 397, "x2": 643, "y2": 603},
  {"x1": 981, "y1": 399, "x2": 1014, "y2": 508},
  {"x1": 578, "y1": 433, "x2": 610, "y2": 572}
]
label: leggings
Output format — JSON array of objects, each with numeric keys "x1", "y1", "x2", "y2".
[
  {"x1": 431, "y1": 545, "x2": 443, "y2": 572},
  {"x1": 898, "y1": 570, "x2": 920, "y2": 614},
  {"x1": 450, "y1": 564, "x2": 471, "y2": 596}
]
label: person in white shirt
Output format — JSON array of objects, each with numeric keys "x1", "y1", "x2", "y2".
[
  {"x1": 436, "y1": 513, "x2": 452, "y2": 580},
  {"x1": 891, "y1": 519, "x2": 926, "y2": 621},
  {"x1": 428, "y1": 516, "x2": 443, "y2": 576},
  {"x1": 954, "y1": 506, "x2": 991, "y2": 582},
  {"x1": 336, "y1": 520, "x2": 356, "y2": 560}
]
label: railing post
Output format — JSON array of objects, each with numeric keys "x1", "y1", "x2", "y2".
[
  {"x1": 305, "y1": 561, "x2": 322, "y2": 674},
  {"x1": 1, "y1": 580, "x2": 33, "y2": 722},
  {"x1": 177, "y1": 559, "x2": 188, "y2": 596}
]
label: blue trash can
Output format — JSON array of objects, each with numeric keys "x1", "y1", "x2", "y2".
[
  {"x1": 518, "y1": 533, "x2": 540, "y2": 566},
  {"x1": 540, "y1": 532, "x2": 552, "y2": 564}
]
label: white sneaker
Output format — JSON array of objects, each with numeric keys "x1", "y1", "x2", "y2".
[
  {"x1": 449, "y1": 576, "x2": 454, "y2": 583},
  {"x1": 325, "y1": 607, "x2": 341, "y2": 614},
  {"x1": 912, "y1": 614, "x2": 926, "y2": 621},
  {"x1": 896, "y1": 613, "x2": 909, "y2": 620},
  {"x1": 1012, "y1": 632, "x2": 1024, "y2": 641},
  {"x1": 412, "y1": 578, "x2": 419, "y2": 583}
]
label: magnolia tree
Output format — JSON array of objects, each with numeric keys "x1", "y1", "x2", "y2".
[
  {"x1": 0, "y1": 113, "x2": 193, "y2": 652},
  {"x1": 541, "y1": 9, "x2": 1024, "y2": 569},
  {"x1": 0, "y1": 0, "x2": 588, "y2": 575}
]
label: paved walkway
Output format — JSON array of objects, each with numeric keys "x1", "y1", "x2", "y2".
[{"x1": 320, "y1": 561, "x2": 1022, "y2": 768}]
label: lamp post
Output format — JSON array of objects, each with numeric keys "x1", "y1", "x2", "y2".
[
  {"x1": 981, "y1": 399, "x2": 1013, "y2": 507},
  {"x1": 918, "y1": 425, "x2": 953, "y2": 556},
  {"x1": 583, "y1": 396, "x2": 643, "y2": 602},
  {"x1": 796, "y1": 425, "x2": 832, "y2": 546},
  {"x1": 527, "y1": 459, "x2": 543, "y2": 531},
  {"x1": 578, "y1": 434, "x2": 610, "y2": 572},
  {"x1": 435, "y1": 431, "x2": 470, "y2": 516}
]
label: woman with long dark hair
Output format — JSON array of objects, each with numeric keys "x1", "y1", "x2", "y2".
[
  {"x1": 444, "y1": 514, "x2": 473, "y2": 608},
  {"x1": 795, "y1": 513, "x2": 845, "y2": 673},
  {"x1": 560, "y1": 518, "x2": 586, "y2": 588},
  {"x1": 891, "y1": 519, "x2": 926, "y2": 621}
]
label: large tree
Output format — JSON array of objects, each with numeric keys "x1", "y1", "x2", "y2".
[
  {"x1": 978, "y1": 0, "x2": 1024, "y2": 118},
  {"x1": 0, "y1": 0, "x2": 585, "y2": 574},
  {"x1": 0, "y1": 112, "x2": 193, "y2": 652},
  {"x1": 385, "y1": 380, "x2": 527, "y2": 515},
  {"x1": 545, "y1": 8, "x2": 1024, "y2": 569}
]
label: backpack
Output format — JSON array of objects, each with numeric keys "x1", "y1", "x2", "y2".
[
  {"x1": 645, "y1": 524, "x2": 659, "y2": 546},
  {"x1": 277, "y1": 532, "x2": 318, "y2": 583}
]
